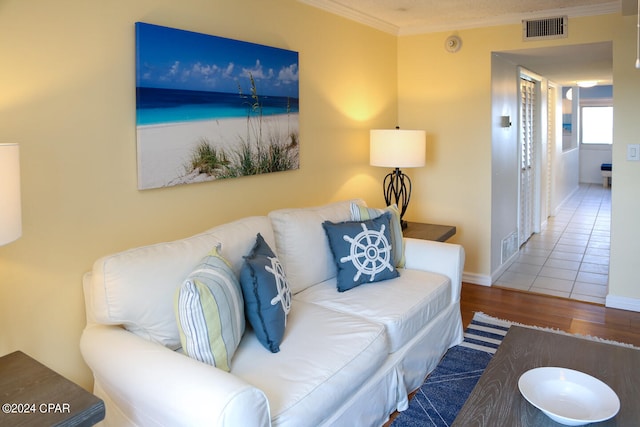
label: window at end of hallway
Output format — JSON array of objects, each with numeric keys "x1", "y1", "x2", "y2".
[{"x1": 581, "y1": 106, "x2": 613, "y2": 145}]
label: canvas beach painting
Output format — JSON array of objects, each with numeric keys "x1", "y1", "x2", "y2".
[{"x1": 135, "y1": 22, "x2": 299, "y2": 190}]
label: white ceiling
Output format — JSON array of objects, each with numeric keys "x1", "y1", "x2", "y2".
[
  {"x1": 498, "y1": 42, "x2": 613, "y2": 86},
  {"x1": 299, "y1": 0, "x2": 625, "y2": 35},
  {"x1": 299, "y1": 0, "x2": 640, "y2": 86}
]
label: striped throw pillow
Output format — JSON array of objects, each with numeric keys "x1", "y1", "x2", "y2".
[
  {"x1": 350, "y1": 203, "x2": 405, "y2": 268},
  {"x1": 175, "y1": 245, "x2": 245, "y2": 371}
]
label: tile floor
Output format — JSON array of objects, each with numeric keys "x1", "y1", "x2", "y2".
[{"x1": 495, "y1": 184, "x2": 611, "y2": 304}]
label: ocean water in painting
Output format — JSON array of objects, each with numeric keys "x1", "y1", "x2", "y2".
[
  {"x1": 136, "y1": 87, "x2": 299, "y2": 126},
  {"x1": 135, "y1": 22, "x2": 300, "y2": 189}
]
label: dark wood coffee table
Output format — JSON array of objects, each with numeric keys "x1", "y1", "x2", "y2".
[{"x1": 453, "y1": 326, "x2": 640, "y2": 426}]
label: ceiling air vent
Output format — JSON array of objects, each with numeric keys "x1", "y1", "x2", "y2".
[{"x1": 523, "y1": 16, "x2": 568, "y2": 41}]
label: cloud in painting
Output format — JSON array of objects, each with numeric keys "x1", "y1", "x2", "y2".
[
  {"x1": 136, "y1": 22, "x2": 298, "y2": 98},
  {"x1": 278, "y1": 64, "x2": 299, "y2": 84}
]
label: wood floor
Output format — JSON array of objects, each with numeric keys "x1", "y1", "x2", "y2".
[
  {"x1": 461, "y1": 282, "x2": 640, "y2": 347},
  {"x1": 383, "y1": 283, "x2": 640, "y2": 426}
]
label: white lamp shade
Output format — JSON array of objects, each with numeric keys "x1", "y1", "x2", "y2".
[
  {"x1": 370, "y1": 129, "x2": 426, "y2": 168},
  {"x1": 0, "y1": 143, "x2": 22, "y2": 245}
]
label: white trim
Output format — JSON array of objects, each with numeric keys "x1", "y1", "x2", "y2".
[
  {"x1": 490, "y1": 250, "x2": 519, "y2": 283},
  {"x1": 400, "y1": 3, "x2": 620, "y2": 35},
  {"x1": 605, "y1": 294, "x2": 640, "y2": 312},
  {"x1": 552, "y1": 184, "x2": 580, "y2": 216},
  {"x1": 462, "y1": 271, "x2": 492, "y2": 286},
  {"x1": 298, "y1": 0, "x2": 621, "y2": 36},
  {"x1": 398, "y1": 1, "x2": 621, "y2": 36},
  {"x1": 297, "y1": 0, "x2": 399, "y2": 34}
]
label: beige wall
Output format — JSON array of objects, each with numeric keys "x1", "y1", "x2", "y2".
[
  {"x1": 610, "y1": 14, "x2": 640, "y2": 303},
  {"x1": 2, "y1": 1, "x2": 639, "y2": 392},
  {"x1": 398, "y1": 14, "x2": 640, "y2": 299},
  {"x1": 0, "y1": 0, "x2": 397, "y2": 388}
]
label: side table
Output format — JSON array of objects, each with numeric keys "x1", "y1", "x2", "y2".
[
  {"x1": 0, "y1": 351, "x2": 105, "y2": 427},
  {"x1": 403, "y1": 222, "x2": 456, "y2": 242}
]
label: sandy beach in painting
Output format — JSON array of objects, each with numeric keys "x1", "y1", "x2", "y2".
[{"x1": 137, "y1": 113, "x2": 299, "y2": 189}]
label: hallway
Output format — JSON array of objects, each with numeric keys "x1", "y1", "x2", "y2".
[{"x1": 495, "y1": 184, "x2": 611, "y2": 304}]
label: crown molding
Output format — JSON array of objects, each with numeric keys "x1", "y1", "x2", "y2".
[
  {"x1": 298, "y1": 0, "x2": 621, "y2": 36},
  {"x1": 399, "y1": 1, "x2": 621, "y2": 35},
  {"x1": 297, "y1": 0, "x2": 400, "y2": 35}
]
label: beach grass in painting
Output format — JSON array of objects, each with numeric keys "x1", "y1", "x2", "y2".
[{"x1": 135, "y1": 22, "x2": 299, "y2": 190}]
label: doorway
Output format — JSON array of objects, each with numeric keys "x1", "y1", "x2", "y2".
[
  {"x1": 491, "y1": 42, "x2": 613, "y2": 304},
  {"x1": 517, "y1": 68, "x2": 548, "y2": 248},
  {"x1": 518, "y1": 75, "x2": 538, "y2": 247}
]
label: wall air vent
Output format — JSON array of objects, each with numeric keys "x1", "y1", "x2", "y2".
[
  {"x1": 501, "y1": 232, "x2": 519, "y2": 264},
  {"x1": 523, "y1": 16, "x2": 568, "y2": 41}
]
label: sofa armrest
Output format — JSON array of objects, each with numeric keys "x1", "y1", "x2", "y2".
[
  {"x1": 80, "y1": 324, "x2": 270, "y2": 427},
  {"x1": 403, "y1": 238, "x2": 465, "y2": 302}
]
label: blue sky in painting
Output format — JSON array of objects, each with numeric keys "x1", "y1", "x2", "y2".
[{"x1": 135, "y1": 22, "x2": 299, "y2": 98}]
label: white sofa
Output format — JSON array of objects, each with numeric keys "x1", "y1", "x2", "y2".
[{"x1": 80, "y1": 199, "x2": 465, "y2": 427}]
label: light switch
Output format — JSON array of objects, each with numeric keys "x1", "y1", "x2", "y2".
[{"x1": 628, "y1": 144, "x2": 640, "y2": 161}]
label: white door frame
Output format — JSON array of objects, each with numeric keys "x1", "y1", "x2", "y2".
[{"x1": 517, "y1": 68, "x2": 546, "y2": 246}]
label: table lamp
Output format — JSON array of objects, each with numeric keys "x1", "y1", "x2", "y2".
[
  {"x1": 0, "y1": 143, "x2": 22, "y2": 245},
  {"x1": 370, "y1": 128, "x2": 425, "y2": 228}
]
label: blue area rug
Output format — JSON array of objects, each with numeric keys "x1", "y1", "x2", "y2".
[{"x1": 391, "y1": 313, "x2": 511, "y2": 427}]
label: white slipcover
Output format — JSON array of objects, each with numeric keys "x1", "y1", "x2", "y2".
[{"x1": 81, "y1": 200, "x2": 465, "y2": 427}]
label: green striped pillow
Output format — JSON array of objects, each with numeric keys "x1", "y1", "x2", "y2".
[
  {"x1": 175, "y1": 245, "x2": 245, "y2": 371},
  {"x1": 350, "y1": 203, "x2": 405, "y2": 268}
]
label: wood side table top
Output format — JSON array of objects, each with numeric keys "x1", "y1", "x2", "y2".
[
  {"x1": 0, "y1": 351, "x2": 105, "y2": 427},
  {"x1": 453, "y1": 326, "x2": 640, "y2": 426},
  {"x1": 403, "y1": 222, "x2": 456, "y2": 242}
]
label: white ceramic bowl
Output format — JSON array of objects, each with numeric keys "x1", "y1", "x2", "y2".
[{"x1": 518, "y1": 367, "x2": 620, "y2": 426}]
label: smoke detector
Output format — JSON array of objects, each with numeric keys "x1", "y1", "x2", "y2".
[{"x1": 444, "y1": 35, "x2": 462, "y2": 53}]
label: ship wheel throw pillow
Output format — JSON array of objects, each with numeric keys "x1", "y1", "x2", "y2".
[
  {"x1": 323, "y1": 211, "x2": 399, "y2": 292},
  {"x1": 240, "y1": 233, "x2": 292, "y2": 353}
]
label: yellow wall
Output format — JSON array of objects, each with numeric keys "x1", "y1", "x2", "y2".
[
  {"x1": 0, "y1": 0, "x2": 397, "y2": 388},
  {"x1": 610, "y1": 14, "x2": 640, "y2": 301},
  {"x1": 398, "y1": 15, "x2": 628, "y2": 278},
  {"x1": 2, "y1": 0, "x2": 639, "y2": 393}
]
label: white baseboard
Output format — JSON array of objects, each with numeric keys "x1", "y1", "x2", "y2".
[
  {"x1": 462, "y1": 271, "x2": 492, "y2": 286},
  {"x1": 605, "y1": 294, "x2": 640, "y2": 313},
  {"x1": 552, "y1": 185, "x2": 580, "y2": 217},
  {"x1": 491, "y1": 251, "x2": 519, "y2": 282}
]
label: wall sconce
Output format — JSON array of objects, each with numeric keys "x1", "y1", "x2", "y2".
[
  {"x1": 370, "y1": 128, "x2": 426, "y2": 228},
  {"x1": 0, "y1": 143, "x2": 22, "y2": 245}
]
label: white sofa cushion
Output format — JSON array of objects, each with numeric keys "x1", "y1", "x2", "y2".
[
  {"x1": 231, "y1": 300, "x2": 388, "y2": 427},
  {"x1": 89, "y1": 234, "x2": 220, "y2": 349},
  {"x1": 268, "y1": 199, "x2": 364, "y2": 294},
  {"x1": 208, "y1": 217, "x2": 277, "y2": 276},
  {"x1": 294, "y1": 269, "x2": 451, "y2": 353},
  {"x1": 87, "y1": 216, "x2": 273, "y2": 349}
]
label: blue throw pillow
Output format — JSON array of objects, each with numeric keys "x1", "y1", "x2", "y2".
[
  {"x1": 323, "y1": 212, "x2": 399, "y2": 292},
  {"x1": 350, "y1": 202, "x2": 405, "y2": 268},
  {"x1": 240, "y1": 233, "x2": 292, "y2": 353}
]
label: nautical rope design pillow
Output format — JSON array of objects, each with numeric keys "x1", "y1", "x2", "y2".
[
  {"x1": 323, "y1": 212, "x2": 399, "y2": 292},
  {"x1": 350, "y1": 202, "x2": 405, "y2": 268},
  {"x1": 240, "y1": 233, "x2": 292, "y2": 353}
]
